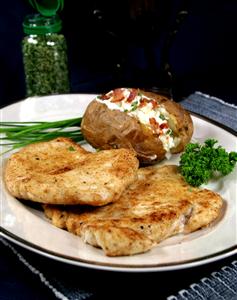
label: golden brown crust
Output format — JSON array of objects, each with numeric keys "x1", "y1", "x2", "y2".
[
  {"x1": 44, "y1": 165, "x2": 223, "y2": 256},
  {"x1": 81, "y1": 89, "x2": 193, "y2": 164},
  {"x1": 4, "y1": 137, "x2": 139, "y2": 206}
]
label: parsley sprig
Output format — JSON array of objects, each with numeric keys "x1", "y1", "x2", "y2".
[{"x1": 179, "y1": 139, "x2": 237, "y2": 186}]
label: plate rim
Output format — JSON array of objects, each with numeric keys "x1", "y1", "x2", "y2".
[
  {"x1": 1, "y1": 94, "x2": 236, "y2": 272},
  {"x1": 1, "y1": 228, "x2": 237, "y2": 272}
]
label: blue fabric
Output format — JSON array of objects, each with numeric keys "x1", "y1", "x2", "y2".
[
  {"x1": 180, "y1": 91, "x2": 237, "y2": 132},
  {"x1": 168, "y1": 261, "x2": 237, "y2": 300}
]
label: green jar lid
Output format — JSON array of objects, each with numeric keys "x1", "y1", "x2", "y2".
[
  {"x1": 28, "y1": 0, "x2": 64, "y2": 17},
  {"x1": 23, "y1": 14, "x2": 62, "y2": 35}
]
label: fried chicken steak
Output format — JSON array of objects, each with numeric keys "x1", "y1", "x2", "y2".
[
  {"x1": 4, "y1": 137, "x2": 139, "y2": 206},
  {"x1": 44, "y1": 165, "x2": 223, "y2": 256}
]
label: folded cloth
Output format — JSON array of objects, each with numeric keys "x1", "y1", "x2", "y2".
[
  {"x1": 0, "y1": 91, "x2": 236, "y2": 300},
  {"x1": 167, "y1": 261, "x2": 237, "y2": 300},
  {"x1": 180, "y1": 91, "x2": 237, "y2": 132}
]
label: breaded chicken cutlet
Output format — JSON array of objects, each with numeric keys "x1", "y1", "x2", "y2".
[
  {"x1": 44, "y1": 165, "x2": 223, "y2": 256},
  {"x1": 4, "y1": 137, "x2": 139, "y2": 206}
]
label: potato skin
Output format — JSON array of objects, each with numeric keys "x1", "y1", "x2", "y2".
[{"x1": 81, "y1": 90, "x2": 193, "y2": 164}]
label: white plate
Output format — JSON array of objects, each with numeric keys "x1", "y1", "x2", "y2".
[{"x1": 0, "y1": 94, "x2": 236, "y2": 272}]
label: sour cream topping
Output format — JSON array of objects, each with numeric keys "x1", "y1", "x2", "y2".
[{"x1": 96, "y1": 88, "x2": 180, "y2": 154}]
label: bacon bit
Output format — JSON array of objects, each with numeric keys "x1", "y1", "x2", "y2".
[
  {"x1": 126, "y1": 89, "x2": 137, "y2": 103},
  {"x1": 100, "y1": 93, "x2": 111, "y2": 100},
  {"x1": 151, "y1": 100, "x2": 158, "y2": 109},
  {"x1": 149, "y1": 117, "x2": 160, "y2": 130},
  {"x1": 110, "y1": 88, "x2": 125, "y2": 102},
  {"x1": 139, "y1": 98, "x2": 148, "y2": 108},
  {"x1": 160, "y1": 123, "x2": 168, "y2": 129}
]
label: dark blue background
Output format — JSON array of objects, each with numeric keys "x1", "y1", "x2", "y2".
[{"x1": 0, "y1": 0, "x2": 237, "y2": 107}]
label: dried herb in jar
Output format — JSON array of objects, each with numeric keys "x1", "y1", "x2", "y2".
[{"x1": 22, "y1": 14, "x2": 70, "y2": 97}]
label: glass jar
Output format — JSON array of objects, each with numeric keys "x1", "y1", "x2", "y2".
[{"x1": 22, "y1": 14, "x2": 70, "y2": 97}]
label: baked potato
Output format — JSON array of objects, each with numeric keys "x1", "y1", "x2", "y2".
[{"x1": 81, "y1": 88, "x2": 193, "y2": 164}]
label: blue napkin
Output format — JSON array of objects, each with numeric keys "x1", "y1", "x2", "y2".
[
  {"x1": 180, "y1": 91, "x2": 237, "y2": 132},
  {"x1": 167, "y1": 260, "x2": 237, "y2": 300}
]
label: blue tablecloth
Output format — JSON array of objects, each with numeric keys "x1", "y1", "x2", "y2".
[{"x1": 0, "y1": 91, "x2": 236, "y2": 300}]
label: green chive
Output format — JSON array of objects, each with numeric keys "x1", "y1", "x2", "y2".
[
  {"x1": 68, "y1": 146, "x2": 75, "y2": 151},
  {"x1": 160, "y1": 114, "x2": 165, "y2": 120},
  {"x1": 0, "y1": 117, "x2": 84, "y2": 155}
]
